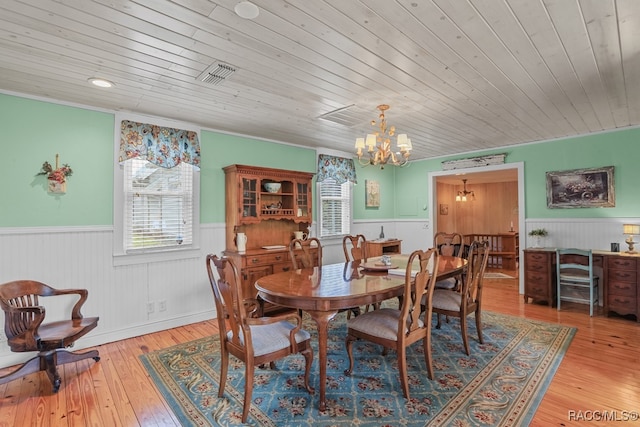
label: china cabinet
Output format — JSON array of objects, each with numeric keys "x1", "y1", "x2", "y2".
[{"x1": 222, "y1": 165, "x2": 315, "y2": 312}]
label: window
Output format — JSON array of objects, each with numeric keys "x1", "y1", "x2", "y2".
[
  {"x1": 123, "y1": 159, "x2": 194, "y2": 251},
  {"x1": 113, "y1": 116, "x2": 200, "y2": 265},
  {"x1": 318, "y1": 178, "x2": 352, "y2": 237}
]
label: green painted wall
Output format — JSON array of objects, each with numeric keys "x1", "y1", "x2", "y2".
[
  {"x1": 0, "y1": 93, "x2": 316, "y2": 226},
  {"x1": 2, "y1": 92, "x2": 638, "y2": 228},
  {"x1": 199, "y1": 132, "x2": 316, "y2": 223},
  {"x1": 352, "y1": 164, "x2": 397, "y2": 219},
  {"x1": 389, "y1": 128, "x2": 640, "y2": 219},
  {"x1": 1, "y1": 94, "x2": 114, "y2": 226}
]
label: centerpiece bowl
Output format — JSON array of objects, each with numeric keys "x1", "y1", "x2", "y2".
[{"x1": 263, "y1": 183, "x2": 281, "y2": 193}]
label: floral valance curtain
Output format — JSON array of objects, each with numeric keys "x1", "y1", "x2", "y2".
[
  {"x1": 119, "y1": 120, "x2": 201, "y2": 169},
  {"x1": 316, "y1": 154, "x2": 357, "y2": 184}
]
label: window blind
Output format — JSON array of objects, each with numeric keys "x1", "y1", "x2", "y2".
[
  {"x1": 319, "y1": 179, "x2": 351, "y2": 237},
  {"x1": 123, "y1": 159, "x2": 193, "y2": 252}
]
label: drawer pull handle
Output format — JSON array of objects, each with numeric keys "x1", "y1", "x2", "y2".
[
  {"x1": 252, "y1": 258, "x2": 259, "y2": 264},
  {"x1": 282, "y1": 267, "x2": 290, "y2": 272},
  {"x1": 275, "y1": 255, "x2": 282, "y2": 260}
]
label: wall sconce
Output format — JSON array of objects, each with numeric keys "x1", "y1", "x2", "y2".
[{"x1": 623, "y1": 224, "x2": 640, "y2": 253}]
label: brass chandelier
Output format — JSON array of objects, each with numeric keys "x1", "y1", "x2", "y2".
[
  {"x1": 355, "y1": 104, "x2": 412, "y2": 168},
  {"x1": 456, "y1": 179, "x2": 475, "y2": 202}
]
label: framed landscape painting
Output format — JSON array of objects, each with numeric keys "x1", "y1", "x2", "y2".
[{"x1": 546, "y1": 166, "x2": 615, "y2": 208}]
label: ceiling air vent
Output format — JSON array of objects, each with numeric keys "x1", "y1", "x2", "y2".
[
  {"x1": 318, "y1": 104, "x2": 370, "y2": 127},
  {"x1": 198, "y1": 62, "x2": 236, "y2": 85}
]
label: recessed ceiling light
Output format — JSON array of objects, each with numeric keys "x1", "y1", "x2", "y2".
[
  {"x1": 88, "y1": 78, "x2": 115, "y2": 88},
  {"x1": 234, "y1": 1, "x2": 259, "y2": 19}
]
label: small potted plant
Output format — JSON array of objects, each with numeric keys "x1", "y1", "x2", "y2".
[{"x1": 528, "y1": 228, "x2": 548, "y2": 248}]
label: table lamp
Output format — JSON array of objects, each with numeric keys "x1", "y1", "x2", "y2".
[{"x1": 623, "y1": 224, "x2": 640, "y2": 253}]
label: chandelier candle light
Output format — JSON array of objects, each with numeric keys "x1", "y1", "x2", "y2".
[
  {"x1": 456, "y1": 179, "x2": 475, "y2": 202},
  {"x1": 355, "y1": 104, "x2": 412, "y2": 168}
]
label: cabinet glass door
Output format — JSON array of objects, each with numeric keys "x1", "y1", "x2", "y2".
[
  {"x1": 296, "y1": 181, "x2": 310, "y2": 219},
  {"x1": 242, "y1": 177, "x2": 258, "y2": 220}
]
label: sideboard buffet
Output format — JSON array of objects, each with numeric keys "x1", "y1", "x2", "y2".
[
  {"x1": 523, "y1": 248, "x2": 640, "y2": 321},
  {"x1": 222, "y1": 164, "x2": 315, "y2": 313}
]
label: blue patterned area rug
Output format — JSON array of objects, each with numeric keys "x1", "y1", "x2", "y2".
[{"x1": 140, "y1": 310, "x2": 574, "y2": 426}]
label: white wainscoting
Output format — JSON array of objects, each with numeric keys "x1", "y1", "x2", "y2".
[
  {"x1": 352, "y1": 218, "x2": 638, "y2": 295},
  {"x1": 1, "y1": 217, "x2": 634, "y2": 367},
  {"x1": 0, "y1": 224, "x2": 226, "y2": 368},
  {"x1": 351, "y1": 219, "x2": 431, "y2": 258},
  {"x1": 524, "y1": 218, "x2": 635, "y2": 252}
]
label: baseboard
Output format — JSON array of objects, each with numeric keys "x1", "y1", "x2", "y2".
[{"x1": 0, "y1": 309, "x2": 215, "y2": 369}]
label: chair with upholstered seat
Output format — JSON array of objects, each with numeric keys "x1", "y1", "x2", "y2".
[
  {"x1": 430, "y1": 240, "x2": 490, "y2": 355},
  {"x1": 289, "y1": 237, "x2": 323, "y2": 269},
  {"x1": 344, "y1": 248, "x2": 440, "y2": 398},
  {"x1": 206, "y1": 254, "x2": 314, "y2": 423},
  {"x1": 0, "y1": 280, "x2": 100, "y2": 392},
  {"x1": 342, "y1": 234, "x2": 375, "y2": 315},
  {"x1": 433, "y1": 232, "x2": 465, "y2": 289},
  {"x1": 556, "y1": 248, "x2": 599, "y2": 316}
]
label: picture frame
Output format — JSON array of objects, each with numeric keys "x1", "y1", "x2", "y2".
[
  {"x1": 365, "y1": 180, "x2": 380, "y2": 208},
  {"x1": 546, "y1": 166, "x2": 615, "y2": 208},
  {"x1": 439, "y1": 203, "x2": 449, "y2": 215}
]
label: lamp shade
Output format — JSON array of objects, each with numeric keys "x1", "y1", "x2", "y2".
[
  {"x1": 623, "y1": 224, "x2": 640, "y2": 235},
  {"x1": 397, "y1": 133, "x2": 408, "y2": 148},
  {"x1": 365, "y1": 134, "x2": 377, "y2": 148},
  {"x1": 355, "y1": 137, "x2": 365, "y2": 149}
]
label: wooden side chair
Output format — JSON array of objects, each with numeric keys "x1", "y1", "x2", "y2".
[
  {"x1": 289, "y1": 237, "x2": 323, "y2": 269},
  {"x1": 433, "y1": 231, "x2": 465, "y2": 289},
  {"x1": 343, "y1": 234, "x2": 380, "y2": 314},
  {"x1": 205, "y1": 254, "x2": 314, "y2": 423},
  {"x1": 0, "y1": 280, "x2": 100, "y2": 392},
  {"x1": 430, "y1": 240, "x2": 490, "y2": 355},
  {"x1": 342, "y1": 234, "x2": 368, "y2": 263},
  {"x1": 556, "y1": 248, "x2": 599, "y2": 316},
  {"x1": 344, "y1": 248, "x2": 440, "y2": 398}
]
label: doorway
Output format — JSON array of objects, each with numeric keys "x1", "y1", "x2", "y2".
[{"x1": 428, "y1": 162, "x2": 525, "y2": 292}]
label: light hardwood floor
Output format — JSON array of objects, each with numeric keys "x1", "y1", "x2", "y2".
[{"x1": 1, "y1": 273, "x2": 639, "y2": 426}]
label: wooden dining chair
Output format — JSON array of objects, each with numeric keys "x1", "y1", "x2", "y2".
[
  {"x1": 342, "y1": 234, "x2": 375, "y2": 316},
  {"x1": 289, "y1": 237, "x2": 323, "y2": 269},
  {"x1": 433, "y1": 231, "x2": 465, "y2": 289},
  {"x1": 556, "y1": 248, "x2": 599, "y2": 316},
  {"x1": 344, "y1": 248, "x2": 440, "y2": 398},
  {"x1": 342, "y1": 234, "x2": 368, "y2": 262},
  {"x1": 0, "y1": 280, "x2": 100, "y2": 392},
  {"x1": 205, "y1": 254, "x2": 314, "y2": 423},
  {"x1": 430, "y1": 240, "x2": 490, "y2": 355}
]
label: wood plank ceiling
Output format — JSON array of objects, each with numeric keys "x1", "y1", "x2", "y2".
[{"x1": 0, "y1": 0, "x2": 638, "y2": 161}]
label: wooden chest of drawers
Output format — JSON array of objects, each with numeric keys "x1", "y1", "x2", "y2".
[
  {"x1": 523, "y1": 249, "x2": 556, "y2": 306},
  {"x1": 605, "y1": 256, "x2": 639, "y2": 318}
]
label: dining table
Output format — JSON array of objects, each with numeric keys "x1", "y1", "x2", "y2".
[{"x1": 254, "y1": 253, "x2": 467, "y2": 411}]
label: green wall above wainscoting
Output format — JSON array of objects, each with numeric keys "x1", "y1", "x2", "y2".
[
  {"x1": 2, "y1": 92, "x2": 639, "y2": 228},
  {"x1": 393, "y1": 126, "x2": 640, "y2": 220},
  {"x1": 1, "y1": 94, "x2": 114, "y2": 227},
  {"x1": 198, "y1": 132, "x2": 316, "y2": 223}
]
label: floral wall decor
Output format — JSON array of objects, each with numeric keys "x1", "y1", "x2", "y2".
[{"x1": 37, "y1": 154, "x2": 73, "y2": 194}]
